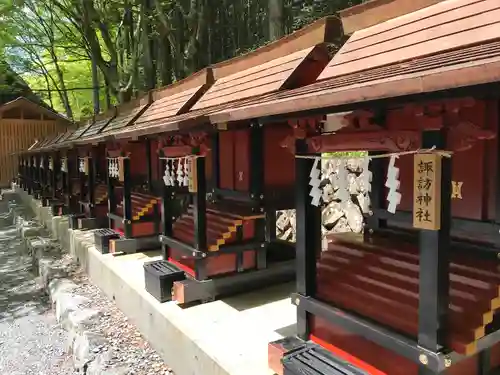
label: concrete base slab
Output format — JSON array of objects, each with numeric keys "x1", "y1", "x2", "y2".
[
  {"x1": 110, "y1": 235, "x2": 161, "y2": 254},
  {"x1": 78, "y1": 217, "x2": 106, "y2": 230},
  {"x1": 18, "y1": 190, "x2": 298, "y2": 375},
  {"x1": 70, "y1": 230, "x2": 297, "y2": 375},
  {"x1": 0, "y1": 199, "x2": 8, "y2": 214}
]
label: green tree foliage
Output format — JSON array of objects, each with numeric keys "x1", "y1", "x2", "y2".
[
  {"x1": 0, "y1": 0, "x2": 365, "y2": 120},
  {"x1": 0, "y1": 59, "x2": 41, "y2": 105}
]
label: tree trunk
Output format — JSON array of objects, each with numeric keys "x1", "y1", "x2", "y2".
[
  {"x1": 269, "y1": 0, "x2": 284, "y2": 41},
  {"x1": 142, "y1": 0, "x2": 156, "y2": 91},
  {"x1": 158, "y1": 35, "x2": 173, "y2": 86},
  {"x1": 105, "y1": 77, "x2": 112, "y2": 110},
  {"x1": 91, "y1": 54, "x2": 100, "y2": 115}
]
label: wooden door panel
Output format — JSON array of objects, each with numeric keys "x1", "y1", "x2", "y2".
[
  {"x1": 234, "y1": 130, "x2": 250, "y2": 191},
  {"x1": 219, "y1": 131, "x2": 234, "y2": 190}
]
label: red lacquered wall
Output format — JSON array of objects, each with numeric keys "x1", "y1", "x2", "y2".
[
  {"x1": 311, "y1": 317, "x2": 418, "y2": 375},
  {"x1": 391, "y1": 100, "x2": 497, "y2": 221},
  {"x1": 218, "y1": 125, "x2": 295, "y2": 192},
  {"x1": 219, "y1": 130, "x2": 250, "y2": 191},
  {"x1": 128, "y1": 142, "x2": 149, "y2": 176},
  {"x1": 264, "y1": 125, "x2": 295, "y2": 189},
  {"x1": 311, "y1": 317, "x2": 497, "y2": 375},
  {"x1": 150, "y1": 139, "x2": 160, "y2": 181}
]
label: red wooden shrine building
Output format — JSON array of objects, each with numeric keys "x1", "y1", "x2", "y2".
[
  {"x1": 209, "y1": 0, "x2": 500, "y2": 374},
  {"x1": 14, "y1": 0, "x2": 500, "y2": 374},
  {"x1": 17, "y1": 16, "x2": 338, "y2": 304}
]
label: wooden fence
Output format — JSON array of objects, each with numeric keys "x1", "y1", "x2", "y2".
[{"x1": 0, "y1": 119, "x2": 60, "y2": 187}]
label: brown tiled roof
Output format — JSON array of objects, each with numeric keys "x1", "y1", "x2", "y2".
[
  {"x1": 207, "y1": 0, "x2": 500, "y2": 124},
  {"x1": 114, "y1": 92, "x2": 279, "y2": 139},
  {"x1": 133, "y1": 85, "x2": 206, "y2": 129},
  {"x1": 108, "y1": 69, "x2": 213, "y2": 139},
  {"x1": 338, "y1": 0, "x2": 443, "y2": 35},
  {"x1": 209, "y1": 16, "x2": 339, "y2": 79},
  {"x1": 43, "y1": 132, "x2": 66, "y2": 148},
  {"x1": 34, "y1": 127, "x2": 79, "y2": 151},
  {"x1": 81, "y1": 111, "x2": 116, "y2": 139},
  {"x1": 65, "y1": 119, "x2": 94, "y2": 142},
  {"x1": 55, "y1": 128, "x2": 78, "y2": 145},
  {"x1": 32, "y1": 134, "x2": 57, "y2": 151},
  {"x1": 0, "y1": 97, "x2": 70, "y2": 122},
  {"x1": 191, "y1": 46, "x2": 321, "y2": 111},
  {"x1": 104, "y1": 104, "x2": 148, "y2": 133},
  {"x1": 318, "y1": 0, "x2": 500, "y2": 80},
  {"x1": 27, "y1": 139, "x2": 42, "y2": 151},
  {"x1": 117, "y1": 46, "x2": 329, "y2": 139}
]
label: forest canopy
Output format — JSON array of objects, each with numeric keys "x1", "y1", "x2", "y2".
[
  {"x1": 0, "y1": 59, "x2": 41, "y2": 105},
  {"x1": 0, "y1": 0, "x2": 365, "y2": 120}
]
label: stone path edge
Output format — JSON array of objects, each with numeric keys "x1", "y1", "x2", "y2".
[{"x1": 13, "y1": 187, "x2": 235, "y2": 375}]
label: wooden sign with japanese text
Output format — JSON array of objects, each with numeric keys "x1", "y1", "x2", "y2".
[
  {"x1": 118, "y1": 157, "x2": 125, "y2": 182},
  {"x1": 188, "y1": 157, "x2": 198, "y2": 193},
  {"x1": 61, "y1": 158, "x2": 68, "y2": 173},
  {"x1": 413, "y1": 153, "x2": 442, "y2": 230},
  {"x1": 83, "y1": 157, "x2": 89, "y2": 176}
]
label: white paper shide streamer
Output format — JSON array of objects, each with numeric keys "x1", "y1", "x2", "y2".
[
  {"x1": 162, "y1": 159, "x2": 175, "y2": 186},
  {"x1": 335, "y1": 158, "x2": 350, "y2": 203},
  {"x1": 163, "y1": 157, "x2": 193, "y2": 188},
  {"x1": 78, "y1": 158, "x2": 85, "y2": 173},
  {"x1": 60, "y1": 158, "x2": 68, "y2": 173},
  {"x1": 40, "y1": 156, "x2": 44, "y2": 169},
  {"x1": 385, "y1": 155, "x2": 401, "y2": 214},
  {"x1": 48, "y1": 157, "x2": 54, "y2": 171},
  {"x1": 309, "y1": 157, "x2": 322, "y2": 207},
  {"x1": 176, "y1": 158, "x2": 184, "y2": 185},
  {"x1": 108, "y1": 158, "x2": 120, "y2": 179},
  {"x1": 183, "y1": 157, "x2": 190, "y2": 186},
  {"x1": 361, "y1": 155, "x2": 372, "y2": 212}
]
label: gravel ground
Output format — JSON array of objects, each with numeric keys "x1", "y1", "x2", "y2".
[
  {"x1": 0, "y1": 204, "x2": 172, "y2": 375},
  {"x1": 69, "y1": 264, "x2": 173, "y2": 375},
  {"x1": 0, "y1": 222, "x2": 74, "y2": 375}
]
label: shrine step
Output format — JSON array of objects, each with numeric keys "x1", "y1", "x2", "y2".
[
  {"x1": 94, "y1": 228, "x2": 121, "y2": 254},
  {"x1": 115, "y1": 202, "x2": 159, "y2": 219},
  {"x1": 144, "y1": 260, "x2": 185, "y2": 303},
  {"x1": 174, "y1": 219, "x2": 234, "y2": 242},
  {"x1": 172, "y1": 227, "x2": 226, "y2": 252},
  {"x1": 282, "y1": 343, "x2": 369, "y2": 375},
  {"x1": 176, "y1": 215, "x2": 232, "y2": 233},
  {"x1": 133, "y1": 192, "x2": 160, "y2": 201},
  {"x1": 95, "y1": 185, "x2": 107, "y2": 193},
  {"x1": 115, "y1": 194, "x2": 159, "y2": 219},
  {"x1": 172, "y1": 213, "x2": 241, "y2": 252},
  {"x1": 187, "y1": 206, "x2": 243, "y2": 225},
  {"x1": 317, "y1": 233, "x2": 500, "y2": 355}
]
